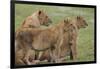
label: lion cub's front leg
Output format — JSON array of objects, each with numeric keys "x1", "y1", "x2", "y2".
[{"x1": 69, "y1": 26, "x2": 77, "y2": 60}]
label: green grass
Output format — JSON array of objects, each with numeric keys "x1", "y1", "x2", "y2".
[{"x1": 15, "y1": 4, "x2": 95, "y2": 62}]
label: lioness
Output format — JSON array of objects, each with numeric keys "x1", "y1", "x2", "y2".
[
  {"x1": 58, "y1": 16, "x2": 88, "y2": 61},
  {"x1": 15, "y1": 19, "x2": 70, "y2": 64}
]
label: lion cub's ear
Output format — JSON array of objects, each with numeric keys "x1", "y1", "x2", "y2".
[
  {"x1": 77, "y1": 16, "x2": 82, "y2": 20},
  {"x1": 38, "y1": 10, "x2": 42, "y2": 15},
  {"x1": 64, "y1": 19, "x2": 70, "y2": 24}
]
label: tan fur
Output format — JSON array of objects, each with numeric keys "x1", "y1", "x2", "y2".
[
  {"x1": 15, "y1": 10, "x2": 52, "y2": 65},
  {"x1": 38, "y1": 16, "x2": 88, "y2": 62},
  {"x1": 15, "y1": 19, "x2": 70, "y2": 63},
  {"x1": 15, "y1": 33, "x2": 36, "y2": 65},
  {"x1": 15, "y1": 16, "x2": 88, "y2": 64},
  {"x1": 58, "y1": 16, "x2": 88, "y2": 61},
  {"x1": 32, "y1": 20, "x2": 70, "y2": 63}
]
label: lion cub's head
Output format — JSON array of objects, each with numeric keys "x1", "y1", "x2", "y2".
[
  {"x1": 76, "y1": 16, "x2": 88, "y2": 29},
  {"x1": 37, "y1": 10, "x2": 52, "y2": 26},
  {"x1": 62, "y1": 19, "x2": 71, "y2": 32},
  {"x1": 21, "y1": 10, "x2": 52, "y2": 28}
]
